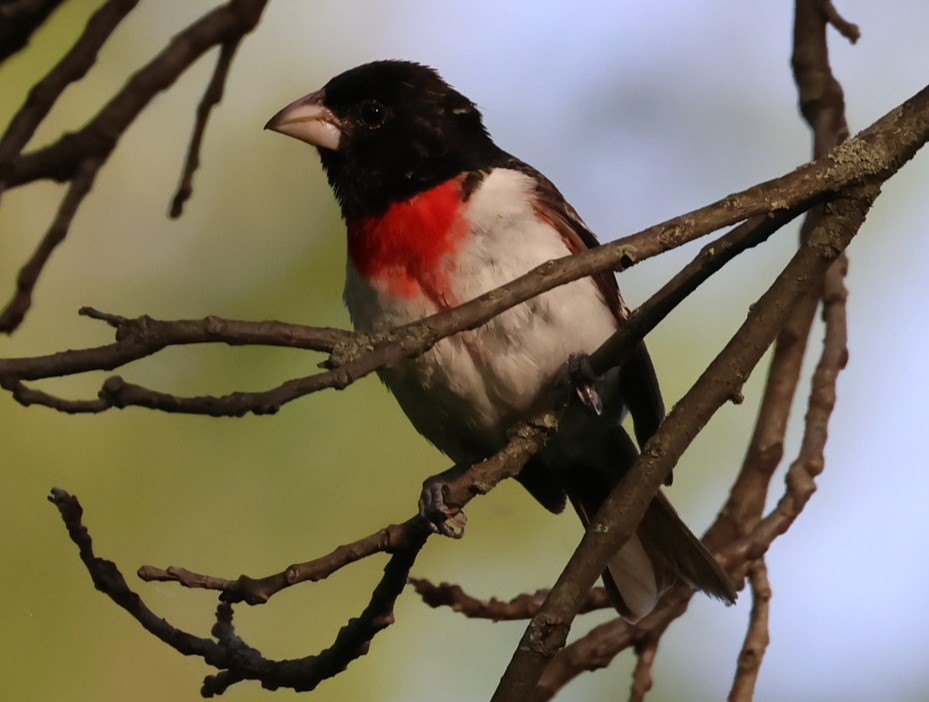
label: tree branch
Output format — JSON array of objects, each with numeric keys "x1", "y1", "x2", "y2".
[
  {"x1": 49, "y1": 487, "x2": 430, "y2": 696},
  {"x1": 490, "y1": 182, "x2": 876, "y2": 702},
  {"x1": 47, "y1": 408, "x2": 556, "y2": 694},
  {"x1": 409, "y1": 578, "x2": 612, "y2": 620},
  {"x1": 0, "y1": 203, "x2": 799, "y2": 413},
  {"x1": 14, "y1": 3, "x2": 926, "y2": 699},
  {"x1": 5, "y1": 74, "x2": 929, "y2": 408},
  {"x1": 521, "y1": 5, "x2": 862, "y2": 697},
  {"x1": 0, "y1": 0, "x2": 66, "y2": 62},
  {"x1": 0, "y1": 157, "x2": 101, "y2": 331},
  {"x1": 0, "y1": 0, "x2": 269, "y2": 332},
  {"x1": 170, "y1": 36, "x2": 243, "y2": 218},
  {"x1": 0, "y1": 0, "x2": 139, "y2": 166},
  {"x1": 727, "y1": 559, "x2": 772, "y2": 702},
  {"x1": 629, "y1": 635, "x2": 660, "y2": 702},
  {"x1": 529, "y1": 231, "x2": 850, "y2": 698}
]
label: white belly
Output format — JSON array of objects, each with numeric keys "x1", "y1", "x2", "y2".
[{"x1": 343, "y1": 169, "x2": 618, "y2": 462}]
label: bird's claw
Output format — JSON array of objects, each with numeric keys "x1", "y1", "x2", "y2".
[
  {"x1": 567, "y1": 352, "x2": 603, "y2": 416},
  {"x1": 419, "y1": 473, "x2": 468, "y2": 538}
]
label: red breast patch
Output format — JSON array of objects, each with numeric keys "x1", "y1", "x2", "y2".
[{"x1": 347, "y1": 178, "x2": 466, "y2": 303}]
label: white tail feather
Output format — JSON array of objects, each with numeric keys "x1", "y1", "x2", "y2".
[{"x1": 607, "y1": 534, "x2": 664, "y2": 623}]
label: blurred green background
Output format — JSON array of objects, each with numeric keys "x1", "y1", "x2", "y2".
[{"x1": 2, "y1": 2, "x2": 928, "y2": 700}]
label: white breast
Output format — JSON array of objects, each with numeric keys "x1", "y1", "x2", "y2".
[{"x1": 344, "y1": 168, "x2": 618, "y2": 462}]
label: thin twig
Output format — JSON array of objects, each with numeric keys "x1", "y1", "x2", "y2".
[
  {"x1": 822, "y1": 0, "x2": 860, "y2": 43},
  {"x1": 409, "y1": 578, "x2": 612, "y2": 620},
  {"x1": 731, "y1": 253, "x2": 848, "y2": 563},
  {"x1": 139, "y1": 519, "x2": 426, "y2": 605},
  {"x1": 0, "y1": 158, "x2": 101, "y2": 331},
  {"x1": 170, "y1": 37, "x2": 242, "y2": 217},
  {"x1": 3, "y1": 0, "x2": 269, "y2": 189},
  {"x1": 728, "y1": 560, "x2": 772, "y2": 702},
  {"x1": 629, "y1": 636, "x2": 660, "y2": 702},
  {"x1": 133, "y1": 418, "x2": 556, "y2": 606}
]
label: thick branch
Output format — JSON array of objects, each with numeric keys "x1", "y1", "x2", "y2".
[
  {"x1": 5, "y1": 71, "x2": 929, "y2": 409},
  {"x1": 0, "y1": 0, "x2": 65, "y2": 62},
  {"x1": 1, "y1": 307, "x2": 351, "y2": 381},
  {"x1": 532, "y1": 234, "x2": 851, "y2": 698},
  {"x1": 0, "y1": 206, "x2": 797, "y2": 413},
  {"x1": 491, "y1": 185, "x2": 875, "y2": 702}
]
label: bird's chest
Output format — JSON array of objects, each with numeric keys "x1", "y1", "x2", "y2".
[{"x1": 342, "y1": 170, "x2": 617, "y2": 460}]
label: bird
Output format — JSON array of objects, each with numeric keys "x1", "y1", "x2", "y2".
[{"x1": 265, "y1": 60, "x2": 736, "y2": 622}]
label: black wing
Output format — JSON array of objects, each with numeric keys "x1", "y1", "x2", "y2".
[{"x1": 506, "y1": 157, "x2": 667, "y2": 451}]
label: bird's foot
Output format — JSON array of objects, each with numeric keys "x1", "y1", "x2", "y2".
[
  {"x1": 419, "y1": 465, "x2": 469, "y2": 538},
  {"x1": 567, "y1": 352, "x2": 603, "y2": 416}
]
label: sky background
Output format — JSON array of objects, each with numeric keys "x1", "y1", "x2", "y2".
[{"x1": 1, "y1": 1, "x2": 928, "y2": 701}]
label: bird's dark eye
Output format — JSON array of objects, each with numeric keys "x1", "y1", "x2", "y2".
[{"x1": 359, "y1": 100, "x2": 386, "y2": 129}]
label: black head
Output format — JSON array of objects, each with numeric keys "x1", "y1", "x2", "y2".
[{"x1": 266, "y1": 60, "x2": 504, "y2": 219}]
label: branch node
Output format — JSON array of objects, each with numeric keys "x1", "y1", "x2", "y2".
[{"x1": 823, "y1": 1, "x2": 860, "y2": 43}]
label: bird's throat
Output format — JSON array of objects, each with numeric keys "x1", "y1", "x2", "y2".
[{"x1": 347, "y1": 177, "x2": 466, "y2": 301}]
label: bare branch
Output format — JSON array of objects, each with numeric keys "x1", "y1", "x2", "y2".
[
  {"x1": 409, "y1": 579, "x2": 612, "y2": 620},
  {"x1": 534, "y1": 235, "x2": 850, "y2": 697},
  {"x1": 48, "y1": 413, "x2": 557, "y2": 693},
  {"x1": 140, "y1": 519, "x2": 427, "y2": 606},
  {"x1": 0, "y1": 157, "x2": 101, "y2": 331},
  {"x1": 491, "y1": 183, "x2": 875, "y2": 702},
  {"x1": 3, "y1": 76, "x2": 926, "y2": 400},
  {"x1": 708, "y1": 0, "x2": 855, "y2": 548},
  {"x1": 1, "y1": 309, "x2": 351, "y2": 380},
  {"x1": 629, "y1": 636, "x2": 660, "y2": 702},
  {"x1": 0, "y1": 0, "x2": 65, "y2": 62},
  {"x1": 704, "y1": 291, "x2": 819, "y2": 546},
  {"x1": 534, "y1": 589, "x2": 691, "y2": 701},
  {"x1": 822, "y1": 0, "x2": 860, "y2": 43},
  {"x1": 731, "y1": 253, "x2": 848, "y2": 562},
  {"x1": 2, "y1": 0, "x2": 269, "y2": 189},
  {"x1": 0, "y1": 205, "x2": 797, "y2": 413},
  {"x1": 728, "y1": 560, "x2": 772, "y2": 702},
  {"x1": 124, "y1": 418, "x2": 556, "y2": 608},
  {"x1": 170, "y1": 37, "x2": 242, "y2": 218},
  {"x1": 0, "y1": 0, "x2": 269, "y2": 332},
  {"x1": 49, "y1": 487, "x2": 429, "y2": 696},
  {"x1": 0, "y1": 0, "x2": 139, "y2": 166}
]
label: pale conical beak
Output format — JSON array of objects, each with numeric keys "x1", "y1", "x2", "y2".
[{"x1": 264, "y1": 89, "x2": 342, "y2": 150}]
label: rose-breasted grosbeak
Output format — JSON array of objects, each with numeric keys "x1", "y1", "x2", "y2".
[{"x1": 266, "y1": 60, "x2": 735, "y2": 621}]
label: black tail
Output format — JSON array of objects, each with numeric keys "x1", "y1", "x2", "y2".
[
  {"x1": 568, "y1": 484, "x2": 735, "y2": 622},
  {"x1": 522, "y1": 424, "x2": 737, "y2": 622}
]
